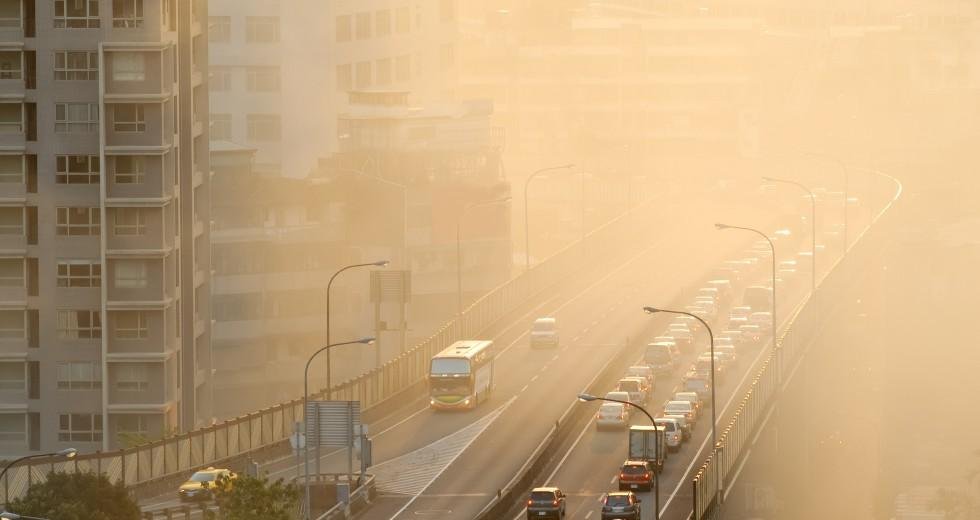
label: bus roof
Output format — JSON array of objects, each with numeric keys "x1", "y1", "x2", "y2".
[{"x1": 434, "y1": 340, "x2": 493, "y2": 360}]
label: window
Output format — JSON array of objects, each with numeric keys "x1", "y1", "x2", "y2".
[
  {"x1": 55, "y1": 103, "x2": 99, "y2": 133},
  {"x1": 54, "y1": 0, "x2": 101, "y2": 29},
  {"x1": 117, "y1": 414, "x2": 149, "y2": 436},
  {"x1": 111, "y1": 52, "x2": 145, "y2": 81},
  {"x1": 113, "y1": 156, "x2": 145, "y2": 184},
  {"x1": 209, "y1": 66, "x2": 231, "y2": 91},
  {"x1": 57, "y1": 310, "x2": 101, "y2": 340},
  {"x1": 336, "y1": 63, "x2": 352, "y2": 92},
  {"x1": 113, "y1": 207, "x2": 146, "y2": 235},
  {"x1": 115, "y1": 364, "x2": 147, "y2": 391},
  {"x1": 209, "y1": 16, "x2": 230, "y2": 42},
  {"x1": 0, "y1": 414, "x2": 25, "y2": 442},
  {"x1": 56, "y1": 207, "x2": 100, "y2": 236},
  {"x1": 210, "y1": 114, "x2": 231, "y2": 140},
  {"x1": 113, "y1": 104, "x2": 146, "y2": 132},
  {"x1": 0, "y1": 207, "x2": 21, "y2": 235},
  {"x1": 57, "y1": 362, "x2": 102, "y2": 390},
  {"x1": 0, "y1": 310, "x2": 24, "y2": 338},
  {"x1": 395, "y1": 55, "x2": 410, "y2": 82},
  {"x1": 376, "y1": 58, "x2": 392, "y2": 85},
  {"x1": 246, "y1": 114, "x2": 280, "y2": 141},
  {"x1": 0, "y1": 155, "x2": 22, "y2": 184},
  {"x1": 335, "y1": 15, "x2": 351, "y2": 42},
  {"x1": 57, "y1": 260, "x2": 101, "y2": 288},
  {"x1": 355, "y1": 12, "x2": 370, "y2": 39},
  {"x1": 245, "y1": 16, "x2": 279, "y2": 43},
  {"x1": 56, "y1": 155, "x2": 100, "y2": 184},
  {"x1": 58, "y1": 413, "x2": 103, "y2": 441},
  {"x1": 115, "y1": 311, "x2": 147, "y2": 339},
  {"x1": 112, "y1": 0, "x2": 143, "y2": 28},
  {"x1": 0, "y1": 258, "x2": 22, "y2": 287},
  {"x1": 395, "y1": 6, "x2": 409, "y2": 33},
  {"x1": 114, "y1": 260, "x2": 147, "y2": 289},
  {"x1": 0, "y1": 52, "x2": 22, "y2": 80},
  {"x1": 245, "y1": 66, "x2": 279, "y2": 92},
  {"x1": 55, "y1": 51, "x2": 99, "y2": 80},
  {"x1": 375, "y1": 10, "x2": 391, "y2": 37},
  {"x1": 0, "y1": 1, "x2": 18, "y2": 29},
  {"x1": 355, "y1": 61, "x2": 371, "y2": 89},
  {"x1": 0, "y1": 103, "x2": 21, "y2": 133},
  {"x1": 0, "y1": 362, "x2": 24, "y2": 390}
]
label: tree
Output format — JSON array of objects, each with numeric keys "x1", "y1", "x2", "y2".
[
  {"x1": 930, "y1": 448, "x2": 980, "y2": 519},
  {"x1": 207, "y1": 474, "x2": 301, "y2": 520},
  {"x1": 7, "y1": 471, "x2": 140, "y2": 520}
]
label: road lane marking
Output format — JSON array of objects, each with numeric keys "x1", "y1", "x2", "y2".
[
  {"x1": 531, "y1": 375, "x2": 539, "y2": 382},
  {"x1": 586, "y1": 511, "x2": 594, "y2": 519}
]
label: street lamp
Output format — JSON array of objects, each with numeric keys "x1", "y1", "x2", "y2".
[
  {"x1": 800, "y1": 152, "x2": 849, "y2": 250},
  {"x1": 325, "y1": 261, "x2": 388, "y2": 399},
  {"x1": 457, "y1": 196, "x2": 511, "y2": 315},
  {"x1": 643, "y1": 306, "x2": 722, "y2": 508},
  {"x1": 303, "y1": 338, "x2": 375, "y2": 520},
  {"x1": 0, "y1": 448, "x2": 76, "y2": 497},
  {"x1": 715, "y1": 223, "x2": 776, "y2": 350},
  {"x1": 578, "y1": 394, "x2": 661, "y2": 520},
  {"x1": 762, "y1": 176, "x2": 817, "y2": 293},
  {"x1": 524, "y1": 164, "x2": 575, "y2": 270}
]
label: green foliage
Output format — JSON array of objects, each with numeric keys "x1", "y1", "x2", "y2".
[
  {"x1": 206, "y1": 474, "x2": 301, "y2": 520},
  {"x1": 7, "y1": 471, "x2": 140, "y2": 520}
]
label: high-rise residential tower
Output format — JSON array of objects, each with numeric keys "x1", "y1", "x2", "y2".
[{"x1": 0, "y1": 0, "x2": 211, "y2": 456}]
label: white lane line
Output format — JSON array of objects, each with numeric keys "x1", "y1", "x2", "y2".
[
  {"x1": 531, "y1": 375, "x2": 539, "y2": 382},
  {"x1": 388, "y1": 397, "x2": 516, "y2": 519},
  {"x1": 552, "y1": 355, "x2": 560, "y2": 362},
  {"x1": 586, "y1": 511, "x2": 594, "y2": 519},
  {"x1": 521, "y1": 385, "x2": 529, "y2": 393},
  {"x1": 609, "y1": 476, "x2": 616, "y2": 485},
  {"x1": 573, "y1": 336, "x2": 582, "y2": 342}
]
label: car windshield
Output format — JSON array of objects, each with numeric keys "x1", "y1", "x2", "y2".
[
  {"x1": 606, "y1": 495, "x2": 630, "y2": 506},
  {"x1": 430, "y1": 358, "x2": 470, "y2": 375},
  {"x1": 190, "y1": 472, "x2": 216, "y2": 482},
  {"x1": 622, "y1": 465, "x2": 647, "y2": 474},
  {"x1": 655, "y1": 421, "x2": 676, "y2": 431},
  {"x1": 618, "y1": 381, "x2": 640, "y2": 392},
  {"x1": 666, "y1": 402, "x2": 691, "y2": 413},
  {"x1": 532, "y1": 320, "x2": 554, "y2": 332},
  {"x1": 600, "y1": 403, "x2": 623, "y2": 413},
  {"x1": 530, "y1": 491, "x2": 556, "y2": 501}
]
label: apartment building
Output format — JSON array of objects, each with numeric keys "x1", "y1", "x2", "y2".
[{"x1": 0, "y1": 0, "x2": 211, "y2": 457}]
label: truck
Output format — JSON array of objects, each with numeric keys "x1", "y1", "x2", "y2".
[{"x1": 627, "y1": 425, "x2": 666, "y2": 473}]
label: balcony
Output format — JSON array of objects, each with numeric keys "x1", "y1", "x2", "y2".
[
  {"x1": 104, "y1": 205, "x2": 174, "y2": 255},
  {"x1": 105, "y1": 257, "x2": 174, "y2": 308},
  {"x1": 0, "y1": 256, "x2": 24, "y2": 302},
  {"x1": 0, "y1": 206, "x2": 24, "y2": 250},
  {"x1": 0, "y1": 0, "x2": 21, "y2": 42},
  {"x1": 0, "y1": 101, "x2": 24, "y2": 147}
]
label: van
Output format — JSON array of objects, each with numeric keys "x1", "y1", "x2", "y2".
[
  {"x1": 617, "y1": 378, "x2": 648, "y2": 405},
  {"x1": 683, "y1": 374, "x2": 711, "y2": 400},
  {"x1": 644, "y1": 343, "x2": 675, "y2": 374},
  {"x1": 530, "y1": 317, "x2": 558, "y2": 348}
]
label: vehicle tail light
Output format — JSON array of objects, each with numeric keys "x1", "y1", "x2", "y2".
[
  {"x1": 620, "y1": 473, "x2": 626, "y2": 479},
  {"x1": 527, "y1": 499, "x2": 533, "y2": 506},
  {"x1": 644, "y1": 473, "x2": 651, "y2": 479},
  {"x1": 553, "y1": 500, "x2": 559, "y2": 506}
]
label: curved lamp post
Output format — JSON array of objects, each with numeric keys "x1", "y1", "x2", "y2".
[
  {"x1": 644, "y1": 305, "x2": 721, "y2": 508},
  {"x1": 762, "y1": 176, "x2": 816, "y2": 293},
  {"x1": 303, "y1": 338, "x2": 375, "y2": 520},
  {"x1": 1, "y1": 512, "x2": 51, "y2": 520},
  {"x1": 325, "y1": 261, "x2": 388, "y2": 398},
  {"x1": 457, "y1": 197, "x2": 511, "y2": 315},
  {"x1": 0, "y1": 448, "x2": 76, "y2": 500},
  {"x1": 524, "y1": 164, "x2": 575, "y2": 270},
  {"x1": 715, "y1": 223, "x2": 776, "y2": 350},
  {"x1": 578, "y1": 394, "x2": 660, "y2": 520}
]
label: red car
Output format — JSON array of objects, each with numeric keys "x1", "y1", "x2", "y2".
[{"x1": 618, "y1": 460, "x2": 654, "y2": 491}]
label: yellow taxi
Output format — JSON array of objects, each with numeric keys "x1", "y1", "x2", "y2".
[{"x1": 178, "y1": 467, "x2": 235, "y2": 502}]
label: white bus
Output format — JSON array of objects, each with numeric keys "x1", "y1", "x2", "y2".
[{"x1": 429, "y1": 340, "x2": 494, "y2": 410}]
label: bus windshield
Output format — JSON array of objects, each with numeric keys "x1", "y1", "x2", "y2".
[{"x1": 430, "y1": 358, "x2": 471, "y2": 376}]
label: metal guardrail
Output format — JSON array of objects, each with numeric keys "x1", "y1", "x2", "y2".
[
  {"x1": 0, "y1": 192, "x2": 656, "y2": 505},
  {"x1": 690, "y1": 169, "x2": 902, "y2": 519}
]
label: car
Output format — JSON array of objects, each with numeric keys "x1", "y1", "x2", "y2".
[
  {"x1": 664, "y1": 400, "x2": 697, "y2": 424},
  {"x1": 695, "y1": 355, "x2": 725, "y2": 377},
  {"x1": 729, "y1": 306, "x2": 753, "y2": 319},
  {"x1": 739, "y1": 323, "x2": 764, "y2": 344},
  {"x1": 179, "y1": 467, "x2": 235, "y2": 502},
  {"x1": 749, "y1": 312, "x2": 772, "y2": 333},
  {"x1": 616, "y1": 377, "x2": 649, "y2": 405},
  {"x1": 682, "y1": 373, "x2": 711, "y2": 400},
  {"x1": 727, "y1": 315, "x2": 749, "y2": 330},
  {"x1": 664, "y1": 327, "x2": 694, "y2": 350},
  {"x1": 625, "y1": 365, "x2": 655, "y2": 388},
  {"x1": 706, "y1": 279, "x2": 733, "y2": 300},
  {"x1": 527, "y1": 487, "x2": 567, "y2": 518},
  {"x1": 719, "y1": 329, "x2": 748, "y2": 348},
  {"x1": 674, "y1": 391, "x2": 702, "y2": 414},
  {"x1": 618, "y1": 460, "x2": 655, "y2": 491},
  {"x1": 715, "y1": 335, "x2": 735, "y2": 347},
  {"x1": 662, "y1": 412, "x2": 691, "y2": 440},
  {"x1": 605, "y1": 390, "x2": 632, "y2": 404},
  {"x1": 685, "y1": 304, "x2": 715, "y2": 323},
  {"x1": 530, "y1": 317, "x2": 559, "y2": 348},
  {"x1": 654, "y1": 417, "x2": 684, "y2": 450},
  {"x1": 601, "y1": 491, "x2": 642, "y2": 520},
  {"x1": 595, "y1": 402, "x2": 630, "y2": 430},
  {"x1": 644, "y1": 343, "x2": 675, "y2": 374},
  {"x1": 651, "y1": 337, "x2": 680, "y2": 358},
  {"x1": 697, "y1": 287, "x2": 721, "y2": 302},
  {"x1": 693, "y1": 295, "x2": 716, "y2": 307},
  {"x1": 672, "y1": 315, "x2": 702, "y2": 332},
  {"x1": 715, "y1": 345, "x2": 737, "y2": 365}
]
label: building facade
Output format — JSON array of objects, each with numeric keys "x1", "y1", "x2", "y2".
[{"x1": 0, "y1": 0, "x2": 211, "y2": 457}]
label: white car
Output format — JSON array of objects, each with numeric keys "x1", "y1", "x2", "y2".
[
  {"x1": 625, "y1": 365, "x2": 655, "y2": 388},
  {"x1": 664, "y1": 400, "x2": 697, "y2": 424},
  {"x1": 654, "y1": 417, "x2": 684, "y2": 451},
  {"x1": 595, "y1": 402, "x2": 629, "y2": 430},
  {"x1": 729, "y1": 306, "x2": 753, "y2": 319},
  {"x1": 673, "y1": 391, "x2": 702, "y2": 414},
  {"x1": 749, "y1": 312, "x2": 773, "y2": 332},
  {"x1": 616, "y1": 377, "x2": 649, "y2": 405},
  {"x1": 663, "y1": 413, "x2": 691, "y2": 440},
  {"x1": 715, "y1": 345, "x2": 737, "y2": 364}
]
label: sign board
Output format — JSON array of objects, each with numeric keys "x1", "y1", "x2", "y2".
[{"x1": 305, "y1": 401, "x2": 361, "y2": 448}]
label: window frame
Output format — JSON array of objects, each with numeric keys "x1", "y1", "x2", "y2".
[
  {"x1": 58, "y1": 412, "x2": 103, "y2": 442},
  {"x1": 57, "y1": 259, "x2": 101, "y2": 288},
  {"x1": 115, "y1": 363, "x2": 148, "y2": 391},
  {"x1": 56, "y1": 207, "x2": 100, "y2": 236},
  {"x1": 114, "y1": 260, "x2": 148, "y2": 289},
  {"x1": 57, "y1": 309, "x2": 102, "y2": 340},
  {"x1": 113, "y1": 104, "x2": 146, "y2": 133},
  {"x1": 0, "y1": 154, "x2": 23, "y2": 184},
  {"x1": 56, "y1": 361, "x2": 102, "y2": 390},
  {"x1": 0, "y1": 413, "x2": 26, "y2": 442},
  {"x1": 245, "y1": 66, "x2": 280, "y2": 92},
  {"x1": 113, "y1": 207, "x2": 146, "y2": 236},
  {"x1": 55, "y1": 102, "x2": 99, "y2": 133},
  {"x1": 112, "y1": 0, "x2": 144, "y2": 28},
  {"x1": 115, "y1": 311, "x2": 148, "y2": 339},
  {"x1": 54, "y1": 0, "x2": 101, "y2": 29},
  {"x1": 245, "y1": 113, "x2": 281, "y2": 142},
  {"x1": 209, "y1": 16, "x2": 231, "y2": 43},
  {"x1": 113, "y1": 155, "x2": 146, "y2": 184},
  {"x1": 54, "y1": 50, "x2": 99, "y2": 81},
  {"x1": 56, "y1": 154, "x2": 100, "y2": 184},
  {"x1": 0, "y1": 361, "x2": 25, "y2": 391},
  {"x1": 0, "y1": 310, "x2": 25, "y2": 339},
  {"x1": 245, "y1": 16, "x2": 279, "y2": 43},
  {"x1": 111, "y1": 51, "x2": 146, "y2": 81}
]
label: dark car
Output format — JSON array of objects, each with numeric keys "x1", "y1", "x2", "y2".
[
  {"x1": 601, "y1": 491, "x2": 642, "y2": 520},
  {"x1": 527, "y1": 487, "x2": 566, "y2": 519},
  {"x1": 618, "y1": 460, "x2": 654, "y2": 491}
]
